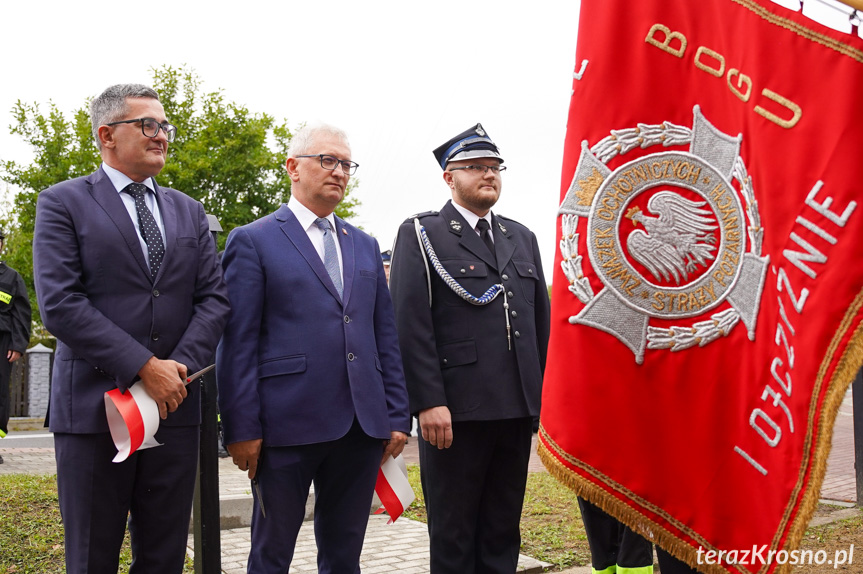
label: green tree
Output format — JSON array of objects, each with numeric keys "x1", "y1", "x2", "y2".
[{"x1": 0, "y1": 65, "x2": 360, "y2": 332}]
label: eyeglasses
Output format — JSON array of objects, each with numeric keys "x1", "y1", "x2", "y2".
[
  {"x1": 448, "y1": 165, "x2": 507, "y2": 175},
  {"x1": 295, "y1": 154, "x2": 359, "y2": 175},
  {"x1": 106, "y1": 118, "x2": 177, "y2": 143}
]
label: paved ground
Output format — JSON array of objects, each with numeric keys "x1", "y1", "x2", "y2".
[{"x1": 1, "y1": 387, "x2": 857, "y2": 573}]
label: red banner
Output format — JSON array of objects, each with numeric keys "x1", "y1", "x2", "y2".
[{"x1": 538, "y1": 1, "x2": 863, "y2": 572}]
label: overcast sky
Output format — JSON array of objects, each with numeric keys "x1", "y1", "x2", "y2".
[{"x1": 1, "y1": 1, "x2": 582, "y2": 280}]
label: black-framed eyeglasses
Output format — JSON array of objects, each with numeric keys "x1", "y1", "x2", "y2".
[
  {"x1": 448, "y1": 164, "x2": 507, "y2": 175},
  {"x1": 106, "y1": 117, "x2": 177, "y2": 142},
  {"x1": 296, "y1": 154, "x2": 359, "y2": 175}
]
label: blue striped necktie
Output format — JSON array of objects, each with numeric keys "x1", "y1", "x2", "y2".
[{"x1": 314, "y1": 217, "x2": 343, "y2": 298}]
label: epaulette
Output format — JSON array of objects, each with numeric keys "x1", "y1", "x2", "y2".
[{"x1": 403, "y1": 210, "x2": 439, "y2": 224}]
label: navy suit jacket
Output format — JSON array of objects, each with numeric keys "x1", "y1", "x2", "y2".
[
  {"x1": 216, "y1": 204, "x2": 410, "y2": 447},
  {"x1": 33, "y1": 167, "x2": 230, "y2": 433}
]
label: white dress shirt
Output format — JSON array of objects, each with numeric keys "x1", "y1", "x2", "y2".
[{"x1": 451, "y1": 201, "x2": 494, "y2": 244}]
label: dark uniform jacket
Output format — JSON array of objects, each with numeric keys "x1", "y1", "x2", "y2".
[
  {"x1": 0, "y1": 263, "x2": 31, "y2": 353},
  {"x1": 389, "y1": 200, "x2": 550, "y2": 422}
]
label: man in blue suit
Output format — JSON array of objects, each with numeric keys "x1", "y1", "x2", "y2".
[
  {"x1": 217, "y1": 124, "x2": 410, "y2": 574},
  {"x1": 33, "y1": 84, "x2": 230, "y2": 574}
]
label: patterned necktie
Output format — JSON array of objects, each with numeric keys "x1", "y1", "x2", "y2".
[
  {"x1": 476, "y1": 218, "x2": 495, "y2": 256},
  {"x1": 314, "y1": 217, "x2": 343, "y2": 298},
  {"x1": 123, "y1": 183, "x2": 165, "y2": 277}
]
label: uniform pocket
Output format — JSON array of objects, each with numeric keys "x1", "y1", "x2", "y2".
[
  {"x1": 436, "y1": 339, "x2": 477, "y2": 369},
  {"x1": 513, "y1": 260, "x2": 539, "y2": 305}
]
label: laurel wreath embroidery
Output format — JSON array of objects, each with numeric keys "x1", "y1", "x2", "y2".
[{"x1": 559, "y1": 122, "x2": 764, "y2": 351}]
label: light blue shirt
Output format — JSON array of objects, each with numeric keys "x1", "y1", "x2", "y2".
[
  {"x1": 101, "y1": 163, "x2": 167, "y2": 256},
  {"x1": 287, "y1": 197, "x2": 344, "y2": 277}
]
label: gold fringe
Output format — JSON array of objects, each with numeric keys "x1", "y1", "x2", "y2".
[
  {"x1": 538, "y1": 432, "x2": 726, "y2": 574},
  {"x1": 771, "y1": 289, "x2": 863, "y2": 572},
  {"x1": 730, "y1": 0, "x2": 863, "y2": 64},
  {"x1": 538, "y1": 286, "x2": 863, "y2": 573},
  {"x1": 838, "y1": 0, "x2": 863, "y2": 11}
]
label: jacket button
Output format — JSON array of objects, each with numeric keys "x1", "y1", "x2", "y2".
[
  {"x1": 460, "y1": 268, "x2": 466, "y2": 274},
  {"x1": 511, "y1": 310, "x2": 518, "y2": 318},
  {"x1": 151, "y1": 332, "x2": 160, "y2": 341},
  {"x1": 347, "y1": 353, "x2": 355, "y2": 361},
  {"x1": 514, "y1": 331, "x2": 521, "y2": 338},
  {"x1": 153, "y1": 289, "x2": 160, "y2": 297},
  {"x1": 502, "y1": 274, "x2": 509, "y2": 280},
  {"x1": 442, "y1": 358, "x2": 448, "y2": 365},
  {"x1": 529, "y1": 268, "x2": 534, "y2": 274},
  {"x1": 508, "y1": 291, "x2": 514, "y2": 297},
  {"x1": 344, "y1": 315, "x2": 351, "y2": 323}
]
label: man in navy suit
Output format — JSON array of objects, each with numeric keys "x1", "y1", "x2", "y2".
[
  {"x1": 33, "y1": 84, "x2": 229, "y2": 574},
  {"x1": 216, "y1": 124, "x2": 410, "y2": 574}
]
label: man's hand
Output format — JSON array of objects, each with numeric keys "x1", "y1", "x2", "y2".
[
  {"x1": 419, "y1": 406, "x2": 453, "y2": 449},
  {"x1": 228, "y1": 439, "x2": 263, "y2": 479},
  {"x1": 7, "y1": 350, "x2": 21, "y2": 363},
  {"x1": 138, "y1": 357, "x2": 188, "y2": 419},
  {"x1": 381, "y1": 431, "x2": 409, "y2": 466}
]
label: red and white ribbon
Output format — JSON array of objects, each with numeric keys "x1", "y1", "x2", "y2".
[
  {"x1": 104, "y1": 383, "x2": 162, "y2": 463},
  {"x1": 374, "y1": 454, "x2": 415, "y2": 523}
]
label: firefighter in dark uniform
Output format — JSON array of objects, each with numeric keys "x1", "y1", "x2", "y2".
[
  {"x1": 578, "y1": 497, "x2": 655, "y2": 574},
  {"x1": 389, "y1": 124, "x2": 550, "y2": 573},
  {"x1": 0, "y1": 230, "x2": 32, "y2": 457}
]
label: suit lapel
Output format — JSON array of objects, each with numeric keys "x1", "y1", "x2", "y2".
[
  {"x1": 276, "y1": 205, "x2": 343, "y2": 303},
  {"x1": 442, "y1": 201, "x2": 497, "y2": 270},
  {"x1": 491, "y1": 214, "x2": 516, "y2": 271},
  {"x1": 334, "y1": 216, "x2": 354, "y2": 306},
  {"x1": 88, "y1": 169, "x2": 152, "y2": 280},
  {"x1": 152, "y1": 182, "x2": 176, "y2": 285}
]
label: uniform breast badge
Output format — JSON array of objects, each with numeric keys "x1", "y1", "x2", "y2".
[{"x1": 558, "y1": 106, "x2": 768, "y2": 364}]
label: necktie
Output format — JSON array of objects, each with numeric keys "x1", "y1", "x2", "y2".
[
  {"x1": 314, "y1": 217, "x2": 343, "y2": 298},
  {"x1": 123, "y1": 183, "x2": 164, "y2": 277},
  {"x1": 476, "y1": 218, "x2": 495, "y2": 256}
]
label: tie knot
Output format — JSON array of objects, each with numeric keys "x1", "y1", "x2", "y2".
[
  {"x1": 314, "y1": 217, "x2": 332, "y2": 232},
  {"x1": 123, "y1": 183, "x2": 148, "y2": 199},
  {"x1": 476, "y1": 219, "x2": 490, "y2": 233}
]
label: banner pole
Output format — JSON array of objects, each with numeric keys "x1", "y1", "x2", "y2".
[
  {"x1": 193, "y1": 216, "x2": 223, "y2": 573},
  {"x1": 854, "y1": 367, "x2": 863, "y2": 507}
]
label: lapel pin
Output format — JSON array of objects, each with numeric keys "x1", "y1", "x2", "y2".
[
  {"x1": 342, "y1": 228, "x2": 348, "y2": 235},
  {"x1": 498, "y1": 222, "x2": 507, "y2": 234}
]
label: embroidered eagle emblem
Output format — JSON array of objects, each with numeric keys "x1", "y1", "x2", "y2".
[{"x1": 625, "y1": 191, "x2": 718, "y2": 285}]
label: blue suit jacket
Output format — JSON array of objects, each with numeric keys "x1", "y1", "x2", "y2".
[
  {"x1": 33, "y1": 167, "x2": 230, "y2": 433},
  {"x1": 216, "y1": 204, "x2": 410, "y2": 446}
]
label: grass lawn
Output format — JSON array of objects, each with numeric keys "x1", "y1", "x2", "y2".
[
  {"x1": 0, "y1": 474, "x2": 194, "y2": 574},
  {"x1": 2, "y1": 471, "x2": 861, "y2": 573}
]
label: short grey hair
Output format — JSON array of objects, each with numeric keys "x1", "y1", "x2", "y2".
[
  {"x1": 90, "y1": 84, "x2": 160, "y2": 150},
  {"x1": 287, "y1": 123, "x2": 351, "y2": 158}
]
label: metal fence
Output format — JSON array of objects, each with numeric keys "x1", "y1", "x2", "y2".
[{"x1": 8, "y1": 354, "x2": 28, "y2": 417}]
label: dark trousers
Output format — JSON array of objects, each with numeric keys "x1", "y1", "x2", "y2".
[
  {"x1": 656, "y1": 547, "x2": 700, "y2": 574},
  {"x1": 54, "y1": 426, "x2": 199, "y2": 574},
  {"x1": 0, "y1": 331, "x2": 13, "y2": 436},
  {"x1": 248, "y1": 419, "x2": 382, "y2": 574},
  {"x1": 578, "y1": 497, "x2": 653, "y2": 573},
  {"x1": 420, "y1": 417, "x2": 533, "y2": 574}
]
